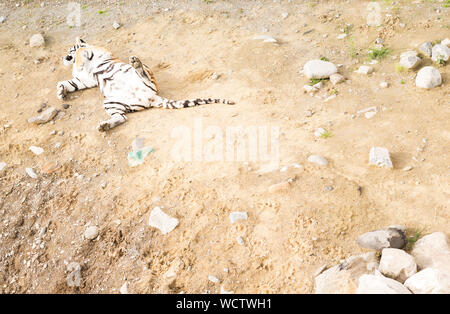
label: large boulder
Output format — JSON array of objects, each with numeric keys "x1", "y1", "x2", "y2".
[
  {"x1": 411, "y1": 232, "x2": 450, "y2": 273},
  {"x1": 431, "y1": 44, "x2": 450, "y2": 63},
  {"x1": 379, "y1": 248, "x2": 417, "y2": 283},
  {"x1": 314, "y1": 252, "x2": 379, "y2": 294},
  {"x1": 303, "y1": 60, "x2": 338, "y2": 79},
  {"x1": 404, "y1": 268, "x2": 450, "y2": 294},
  {"x1": 399, "y1": 50, "x2": 421, "y2": 69},
  {"x1": 357, "y1": 272, "x2": 411, "y2": 294},
  {"x1": 357, "y1": 226, "x2": 407, "y2": 251},
  {"x1": 415, "y1": 66, "x2": 442, "y2": 89}
]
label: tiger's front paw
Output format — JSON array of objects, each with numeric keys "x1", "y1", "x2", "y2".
[
  {"x1": 97, "y1": 121, "x2": 111, "y2": 132},
  {"x1": 129, "y1": 56, "x2": 142, "y2": 69},
  {"x1": 57, "y1": 82, "x2": 67, "y2": 100}
]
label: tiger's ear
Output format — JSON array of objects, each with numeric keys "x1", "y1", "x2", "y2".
[{"x1": 75, "y1": 37, "x2": 86, "y2": 45}]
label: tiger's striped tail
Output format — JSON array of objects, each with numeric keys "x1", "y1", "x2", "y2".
[{"x1": 151, "y1": 95, "x2": 235, "y2": 109}]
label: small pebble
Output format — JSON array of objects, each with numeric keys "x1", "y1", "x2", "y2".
[{"x1": 84, "y1": 226, "x2": 99, "y2": 240}]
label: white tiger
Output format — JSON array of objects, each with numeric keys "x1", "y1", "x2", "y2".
[{"x1": 57, "y1": 38, "x2": 234, "y2": 131}]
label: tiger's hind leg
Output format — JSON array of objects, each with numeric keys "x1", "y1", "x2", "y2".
[
  {"x1": 97, "y1": 101, "x2": 128, "y2": 132},
  {"x1": 129, "y1": 56, "x2": 158, "y2": 92}
]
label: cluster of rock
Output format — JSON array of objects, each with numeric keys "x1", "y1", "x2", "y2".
[
  {"x1": 302, "y1": 59, "x2": 344, "y2": 94},
  {"x1": 314, "y1": 226, "x2": 450, "y2": 294},
  {"x1": 409, "y1": 38, "x2": 449, "y2": 89}
]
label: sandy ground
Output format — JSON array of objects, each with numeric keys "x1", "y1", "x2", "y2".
[{"x1": 0, "y1": 0, "x2": 449, "y2": 293}]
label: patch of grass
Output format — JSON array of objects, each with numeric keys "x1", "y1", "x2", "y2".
[
  {"x1": 98, "y1": 10, "x2": 107, "y2": 14},
  {"x1": 368, "y1": 46, "x2": 390, "y2": 60},
  {"x1": 202, "y1": 0, "x2": 214, "y2": 3},
  {"x1": 348, "y1": 36, "x2": 358, "y2": 59},
  {"x1": 81, "y1": 5, "x2": 88, "y2": 9},
  {"x1": 308, "y1": 78, "x2": 326, "y2": 85},
  {"x1": 329, "y1": 88, "x2": 339, "y2": 95},
  {"x1": 395, "y1": 64, "x2": 406, "y2": 73},
  {"x1": 320, "y1": 56, "x2": 329, "y2": 62},
  {"x1": 405, "y1": 229, "x2": 425, "y2": 251},
  {"x1": 444, "y1": 0, "x2": 450, "y2": 8},
  {"x1": 320, "y1": 130, "x2": 333, "y2": 139},
  {"x1": 436, "y1": 56, "x2": 446, "y2": 65},
  {"x1": 400, "y1": 79, "x2": 405, "y2": 84}
]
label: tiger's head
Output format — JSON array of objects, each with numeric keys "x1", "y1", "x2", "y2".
[{"x1": 63, "y1": 37, "x2": 88, "y2": 66}]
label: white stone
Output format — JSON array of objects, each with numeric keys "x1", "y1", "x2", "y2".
[
  {"x1": 29, "y1": 146, "x2": 44, "y2": 155},
  {"x1": 84, "y1": 226, "x2": 99, "y2": 240},
  {"x1": 303, "y1": 85, "x2": 318, "y2": 93},
  {"x1": 303, "y1": 60, "x2": 338, "y2": 79},
  {"x1": 25, "y1": 168, "x2": 38, "y2": 179},
  {"x1": 314, "y1": 128, "x2": 327, "y2": 137},
  {"x1": 330, "y1": 73, "x2": 345, "y2": 85},
  {"x1": 0, "y1": 16, "x2": 5, "y2": 23},
  {"x1": 379, "y1": 248, "x2": 417, "y2": 283},
  {"x1": 337, "y1": 33, "x2": 347, "y2": 39},
  {"x1": 431, "y1": 44, "x2": 450, "y2": 62},
  {"x1": 415, "y1": 66, "x2": 442, "y2": 89},
  {"x1": 441, "y1": 38, "x2": 450, "y2": 47},
  {"x1": 307, "y1": 155, "x2": 328, "y2": 166},
  {"x1": 281, "y1": 12, "x2": 289, "y2": 19},
  {"x1": 399, "y1": 50, "x2": 421, "y2": 69},
  {"x1": 236, "y1": 236, "x2": 245, "y2": 245},
  {"x1": 208, "y1": 275, "x2": 220, "y2": 283},
  {"x1": 324, "y1": 95, "x2": 336, "y2": 102},
  {"x1": 369, "y1": 147, "x2": 393, "y2": 168},
  {"x1": 365, "y1": 111, "x2": 376, "y2": 119},
  {"x1": 379, "y1": 81, "x2": 389, "y2": 88},
  {"x1": 29, "y1": 34, "x2": 45, "y2": 47},
  {"x1": 253, "y1": 35, "x2": 277, "y2": 43},
  {"x1": 113, "y1": 21, "x2": 120, "y2": 29},
  {"x1": 411, "y1": 232, "x2": 450, "y2": 273},
  {"x1": 313, "y1": 81, "x2": 323, "y2": 89},
  {"x1": 220, "y1": 286, "x2": 234, "y2": 294},
  {"x1": 0, "y1": 162, "x2": 6, "y2": 171},
  {"x1": 314, "y1": 252, "x2": 378, "y2": 294},
  {"x1": 229, "y1": 211, "x2": 248, "y2": 223},
  {"x1": 404, "y1": 268, "x2": 450, "y2": 294},
  {"x1": 148, "y1": 207, "x2": 179, "y2": 234},
  {"x1": 119, "y1": 282, "x2": 128, "y2": 294},
  {"x1": 357, "y1": 274, "x2": 411, "y2": 294},
  {"x1": 355, "y1": 65, "x2": 373, "y2": 75}
]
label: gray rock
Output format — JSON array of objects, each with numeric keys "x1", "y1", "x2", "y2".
[
  {"x1": 314, "y1": 252, "x2": 379, "y2": 294},
  {"x1": 0, "y1": 16, "x2": 6, "y2": 23},
  {"x1": 431, "y1": 44, "x2": 450, "y2": 63},
  {"x1": 404, "y1": 268, "x2": 450, "y2": 294},
  {"x1": 411, "y1": 232, "x2": 450, "y2": 273},
  {"x1": 28, "y1": 107, "x2": 58, "y2": 124},
  {"x1": 303, "y1": 60, "x2": 338, "y2": 79},
  {"x1": 357, "y1": 273, "x2": 411, "y2": 294},
  {"x1": 29, "y1": 33, "x2": 45, "y2": 47},
  {"x1": 307, "y1": 155, "x2": 328, "y2": 166},
  {"x1": 357, "y1": 226, "x2": 407, "y2": 250},
  {"x1": 415, "y1": 66, "x2": 442, "y2": 89},
  {"x1": 399, "y1": 50, "x2": 421, "y2": 69},
  {"x1": 369, "y1": 147, "x2": 393, "y2": 168},
  {"x1": 229, "y1": 211, "x2": 248, "y2": 223},
  {"x1": 419, "y1": 42, "x2": 433, "y2": 57},
  {"x1": 148, "y1": 207, "x2": 179, "y2": 234},
  {"x1": 84, "y1": 226, "x2": 99, "y2": 240},
  {"x1": 379, "y1": 248, "x2": 417, "y2": 283}
]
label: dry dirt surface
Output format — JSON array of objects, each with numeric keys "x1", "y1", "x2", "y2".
[{"x1": 0, "y1": 0, "x2": 449, "y2": 294}]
